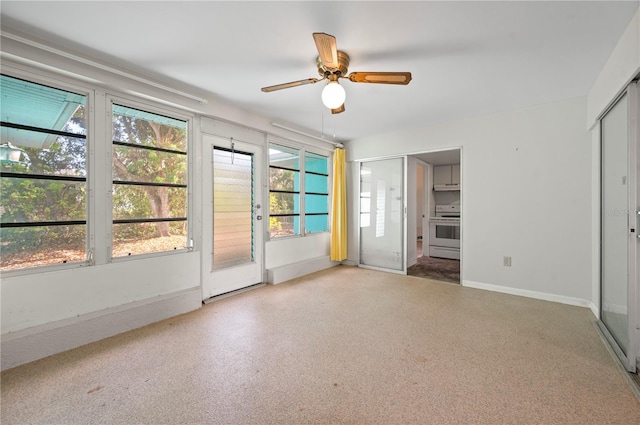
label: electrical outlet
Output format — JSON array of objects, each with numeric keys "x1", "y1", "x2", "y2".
[{"x1": 503, "y1": 256, "x2": 512, "y2": 267}]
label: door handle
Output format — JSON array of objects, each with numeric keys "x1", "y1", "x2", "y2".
[{"x1": 257, "y1": 215, "x2": 262, "y2": 220}]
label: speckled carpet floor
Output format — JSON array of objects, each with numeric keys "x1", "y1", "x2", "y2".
[{"x1": 2, "y1": 266, "x2": 640, "y2": 424}]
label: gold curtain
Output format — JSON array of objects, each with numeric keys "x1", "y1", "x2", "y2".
[{"x1": 330, "y1": 147, "x2": 347, "y2": 261}]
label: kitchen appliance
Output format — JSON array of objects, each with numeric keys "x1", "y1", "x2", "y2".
[{"x1": 429, "y1": 204, "x2": 460, "y2": 260}]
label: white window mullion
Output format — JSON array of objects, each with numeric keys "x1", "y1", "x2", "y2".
[
  {"x1": 89, "y1": 91, "x2": 110, "y2": 265},
  {"x1": 300, "y1": 148, "x2": 306, "y2": 236}
]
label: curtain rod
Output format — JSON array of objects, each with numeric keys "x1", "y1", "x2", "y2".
[
  {"x1": 2, "y1": 30, "x2": 208, "y2": 105},
  {"x1": 271, "y1": 122, "x2": 344, "y2": 149}
]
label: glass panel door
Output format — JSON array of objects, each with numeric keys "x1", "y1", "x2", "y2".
[
  {"x1": 359, "y1": 158, "x2": 405, "y2": 272},
  {"x1": 600, "y1": 84, "x2": 638, "y2": 372}
]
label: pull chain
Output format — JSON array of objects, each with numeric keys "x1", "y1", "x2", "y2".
[{"x1": 230, "y1": 137, "x2": 235, "y2": 164}]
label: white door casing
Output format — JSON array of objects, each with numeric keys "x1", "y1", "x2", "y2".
[{"x1": 202, "y1": 134, "x2": 263, "y2": 299}]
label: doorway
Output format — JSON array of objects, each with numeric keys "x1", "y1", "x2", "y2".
[
  {"x1": 598, "y1": 81, "x2": 639, "y2": 373},
  {"x1": 201, "y1": 134, "x2": 264, "y2": 300},
  {"x1": 407, "y1": 149, "x2": 461, "y2": 284}
]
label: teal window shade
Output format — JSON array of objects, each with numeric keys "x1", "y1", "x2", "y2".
[{"x1": 304, "y1": 152, "x2": 328, "y2": 233}]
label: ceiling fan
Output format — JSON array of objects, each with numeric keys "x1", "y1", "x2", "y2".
[{"x1": 261, "y1": 33, "x2": 412, "y2": 114}]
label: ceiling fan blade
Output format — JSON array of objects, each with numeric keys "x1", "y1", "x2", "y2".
[
  {"x1": 261, "y1": 77, "x2": 323, "y2": 92},
  {"x1": 347, "y1": 72, "x2": 412, "y2": 85},
  {"x1": 313, "y1": 32, "x2": 339, "y2": 70},
  {"x1": 331, "y1": 104, "x2": 345, "y2": 115}
]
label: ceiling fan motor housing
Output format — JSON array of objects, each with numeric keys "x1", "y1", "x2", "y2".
[{"x1": 317, "y1": 51, "x2": 350, "y2": 77}]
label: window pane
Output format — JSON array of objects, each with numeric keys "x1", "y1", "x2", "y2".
[
  {"x1": 1, "y1": 225, "x2": 86, "y2": 270},
  {"x1": 1, "y1": 130, "x2": 86, "y2": 177},
  {"x1": 1, "y1": 177, "x2": 86, "y2": 222},
  {"x1": 112, "y1": 103, "x2": 188, "y2": 258},
  {"x1": 270, "y1": 215, "x2": 299, "y2": 238},
  {"x1": 112, "y1": 104, "x2": 187, "y2": 151},
  {"x1": 112, "y1": 222, "x2": 186, "y2": 257},
  {"x1": 270, "y1": 192, "x2": 299, "y2": 215},
  {"x1": 306, "y1": 214, "x2": 328, "y2": 233},
  {"x1": 1, "y1": 76, "x2": 88, "y2": 272},
  {"x1": 305, "y1": 194, "x2": 328, "y2": 214},
  {"x1": 269, "y1": 144, "x2": 299, "y2": 170},
  {"x1": 305, "y1": 152, "x2": 327, "y2": 174},
  {"x1": 113, "y1": 145, "x2": 186, "y2": 184},
  {"x1": 112, "y1": 185, "x2": 186, "y2": 220},
  {"x1": 1, "y1": 75, "x2": 86, "y2": 136},
  {"x1": 269, "y1": 168, "x2": 298, "y2": 192},
  {"x1": 305, "y1": 172, "x2": 328, "y2": 194}
]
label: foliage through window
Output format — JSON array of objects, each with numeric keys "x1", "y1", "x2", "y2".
[
  {"x1": 111, "y1": 104, "x2": 188, "y2": 257},
  {"x1": 269, "y1": 144, "x2": 328, "y2": 238},
  {"x1": 0, "y1": 74, "x2": 88, "y2": 271}
]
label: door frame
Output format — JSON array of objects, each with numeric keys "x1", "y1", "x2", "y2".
[
  {"x1": 597, "y1": 81, "x2": 639, "y2": 372},
  {"x1": 201, "y1": 133, "x2": 264, "y2": 300},
  {"x1": 407, "y1": 148, "x2": 463, "y2": 273}
]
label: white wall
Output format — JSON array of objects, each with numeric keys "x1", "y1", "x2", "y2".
[
  {"x1": 266, "y1": 233, "x2": 331, "y2": 269},
  {"x1": 587, "y1": 8, "x2": 640, "y2": 128},
  {"x1": 347, "y1": 96, "x2": 593, "y2": 304},
  {"x1": 1, "y1": 253, "x2": 200, "y2": 334}
]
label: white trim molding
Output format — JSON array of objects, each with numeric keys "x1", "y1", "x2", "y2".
[{"x1": 462, "y1": 280, "x2": 594, "y2": 312}]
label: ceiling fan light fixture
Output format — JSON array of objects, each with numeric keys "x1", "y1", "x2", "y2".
[{"x1": 321, "y1": 80, "x2": 346, "y2": 109}]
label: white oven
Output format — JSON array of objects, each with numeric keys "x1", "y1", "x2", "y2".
[
  {"x1": 429, "y1": 218, "x2": 460, "y2": 248},
  {"x1": 429, "y1": 205, "x2": 460, "y2": 259}
]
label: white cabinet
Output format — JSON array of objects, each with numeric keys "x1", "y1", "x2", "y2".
[
  {"x1": 433, "y1": 166, "x2": 451, "y2": 186},
  {"x1": 451, "y1": 164, "x2": 460, "y2": 185},
  {"x1": 433, "y1": 164, "x2": 460, "y2": 190}
]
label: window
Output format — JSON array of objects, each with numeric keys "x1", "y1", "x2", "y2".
[
  {"x1": 111, "y1": 104, "x2": 188, "y2": 257},
  {"x1": 268, "y1": 143, "x2": 328, "y2": 238},
  {"x1": 0, "y1": 74, "x2": 88, "y2": 271},
  {"x1": 304, "y1": 151, "x2": 329, "y2": 233}
]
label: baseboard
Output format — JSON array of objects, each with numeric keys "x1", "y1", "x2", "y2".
[
  {"x1": 462, "y1": 280, "x2": 592, "y2": 309},
  {"x1": 1, "y1": 287, "x2": 201, "y2": 371},
  {"x1": 267, "y1": 256, "x2": 339, "y2": 284}
]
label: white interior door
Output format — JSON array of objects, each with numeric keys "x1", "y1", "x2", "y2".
[
  {"x1": 358, "y1": 157, "x2": 406, "y2": 273},
  {"x1": 202, "y1": 134, "x2": 263, "y2": 299},
  {"x1": 599, "y1": 82, "x2": 638, "y2": 372}
]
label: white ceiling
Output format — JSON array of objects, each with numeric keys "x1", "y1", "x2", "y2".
[{"x1": 1, "y1": 1, "x2": 638, "y2": 143}]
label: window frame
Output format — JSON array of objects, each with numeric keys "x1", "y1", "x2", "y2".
[
  {"x1": 107, "y1": 95, "x2": 194, "y2": 262},
  {"x1": 0, "y1": 62, "x2": 196, "y2": 276},
  {"x1": 0, "y1": 70, "x2": 93, "y2": 276},
  {"x1": 267, "y1": 138, "x2": 332, "y2": 239}
]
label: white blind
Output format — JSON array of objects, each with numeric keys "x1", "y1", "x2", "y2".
[{"x1": 212, "y1": 148, "x2": 253, "y2": 270}]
